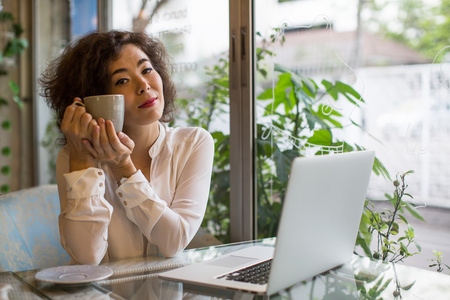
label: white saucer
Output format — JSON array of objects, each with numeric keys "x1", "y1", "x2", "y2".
[{"x1": 35, "y1": 265, "x2": 114, "y2": 284}]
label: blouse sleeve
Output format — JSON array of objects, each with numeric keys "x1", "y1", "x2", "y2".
[
  {"x1": 56, "y1": 149, "x2": 113, "y2": 265},
  {"x1": 115, "y1": 129, "x2": 214, "y2": 257}
]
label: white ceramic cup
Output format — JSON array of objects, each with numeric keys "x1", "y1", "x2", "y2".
[{"x1": 83, "y1": 94, "x2": 125, "y2": 132}]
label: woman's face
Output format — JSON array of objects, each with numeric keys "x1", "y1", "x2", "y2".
[{"x1": 108, "y1": 44, "x2": 164, "y2": 131}]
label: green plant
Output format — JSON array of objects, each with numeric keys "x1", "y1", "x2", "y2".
[
  {"x1": 356, "y1": 272, "x2": 393, "y2": 300},
  {"x1": 363, "y1": 171, "x2": 424, "y2": 263},
  {"x1": 254, "y1": 63, "x2": 387, "y2": 238},
  {"x1": 428, "y1": 250, "x2": 450, "y2": 273},
  {"x1": 174, "y1": 55, "x2": 231, "y2": 242},
  {"x1": 173, "y1": 28, "x2": 390, "y2": 243},
  {"x1": 255, "y1": 28, "x2": 390, "y2": 239},
  {"x1": 0, "y1": 11, "x2": 28, "y2": 195}
]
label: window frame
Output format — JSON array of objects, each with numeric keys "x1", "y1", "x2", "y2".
[{"x1": 228, "y1": 0, "x2": 255, "y2": 242}]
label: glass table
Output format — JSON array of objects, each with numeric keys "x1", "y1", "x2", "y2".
[{"x1": 2, "y1": 238, "x2": 450, "y2": 299}]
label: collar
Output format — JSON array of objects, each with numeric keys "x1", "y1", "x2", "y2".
[{"x1": 148, "y1": 122, "x2": 166, "y2": 159}]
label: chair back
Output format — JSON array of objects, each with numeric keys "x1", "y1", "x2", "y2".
[{"x1": 0, "y1": 184, "x2": 70, "y2": 271}]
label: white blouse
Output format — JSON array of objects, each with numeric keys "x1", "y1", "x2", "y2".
[{"x1": 56, "y1": 123, "x2": 214, "y2": 265}]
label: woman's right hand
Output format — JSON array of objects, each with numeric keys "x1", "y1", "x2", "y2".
[{"x1": 60, "y1": 98, "x2": 98, "y2": 171}]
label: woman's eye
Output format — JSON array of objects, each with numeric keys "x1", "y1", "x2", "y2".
[
  {"x1": 115, "y1": 78, "x2": 128, "y2": 86},
  {"x1": 143, "y1": 67, "x2": 153, "y2": 75}
]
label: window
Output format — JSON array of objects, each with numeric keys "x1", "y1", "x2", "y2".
[
  {"x1": 34, "y1": 0, "x2": 449, "y2": 247},
  {"x1": 254, "y1": 0, "x2": 450, "y2": 239}
]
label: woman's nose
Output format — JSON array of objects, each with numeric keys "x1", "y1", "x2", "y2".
[{"x1": 138, "y1": 80, "x2": 150, "y2": 94}]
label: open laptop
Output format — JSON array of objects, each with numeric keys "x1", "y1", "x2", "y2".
[{"x1": 160, "y1": 150, "x2": 375, "y2": 295}]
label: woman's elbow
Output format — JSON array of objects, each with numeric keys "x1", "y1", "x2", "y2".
[
  {"x1": 73, "y1": 254, "x2": 103, "y2": 266},
  {"x1": 158, "y1": 242, "x2": 186, "y2": 257},
  {"x1": 157, "y1": 230, "x2": 189, "y2": 257},
  {"x1": 64, "y1": 242, "x2": 107, "y2": 266}
]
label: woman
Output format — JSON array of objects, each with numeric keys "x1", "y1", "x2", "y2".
[{"x1": 40, "y1": 31, "x2": 214, "y2": 265}]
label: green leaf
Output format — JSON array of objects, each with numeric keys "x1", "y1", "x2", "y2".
[
  {"x1": 12, "y1": 95, "x2": 23, "y2": 109},
  {"x1": 9, "y1": 80, "x2": 19, "y2": 95},
  {"x1": 372, "y1": 156, "x2": 392, "y2": 181},
  {"x1": 306, "y1": 129, "x2": 333, "y2": 146},
  {"x1": 414, "y1": 241, "x2": 422, "y2": 252},
  {"x1": 0, "y1": 184, "x2": 10, "y2": 194},
  {"x1": 311, "y1": 104, "x2": 343, "y2": 128},
  {"x1": 12, "y1": 23, "x2": 24, "y2": 37},
  {"x1": 212, "y1": 77, "x2": 229, "y2": 88},
  {"x1": 391, "y1": 222, "x2": 399, "y2": 235},
  {"x1": 0, "y1": 98, "x2": 8, "y2": 106},
  {"x1": 276, "y1": 72, "x2": 294, "y2": 90},
  {"x1": 334, "y1": 81, "x2": 365, "y2": 105},
  {"x1": 321, "y1": 79, "x2": 337, "y2": 99},
  {"x1": 294, "y1": 75, "x2": 316, "y2": 97},
  {"x1": 257, "y1": 88, "x2": 274, "y2": 100},
  {"x1": 273, "y1": 149, "x2": 299, "y2": 185},
  {"x1": 1, "y1": 120, "x2": 11, "y2": 130},
  {"x1": 356, "y1": 233, "x2": 373, "y2": 257},
  {"x1": 304, "y1": 108, "x2": 326, "y2": 130},
  {"x1": 369, "y1": 277, "x2": 392, "y2": 297},
  {"x1": 274, "y1": 63, "x2": 316, "y2": 94},
  {"x1": 407, "y1": 225, "x2": 415, "y2": 238},
  {"x1": 404, "y1": 203, "x2": 426, "y2": 222},
  {"x1": 400, "y1": 280, "x2": 416, "y2": 291},
  {"x1": 1, "y1": 165, "x2": 11, "y2": 175},
  {"x1": 400, "y1": 242, "x2": 408, "y2": 253},
  {"x1": 398, "y1": 214, "x2": 408, "y2": 224},
  {"x1": 403, "y1": 193, "x2": 413, "y2": 199},
  {"x1": 0, "y1": 12, "x2": 14, "y2": 21},
  {"x1": 1, "y1": 146, "x2": 11, "y2": 156},
  {"x1": 4, "y1": 38, "x2": 28, "y2": 57},
  {"x1": 273, "y1": 73, "x2": 294, "y2": 112},
  {"x1": 256, "y1": 138, "x2": 276, "y2": 159},
  {"x1": 322, "y1": 80, "x2": 365, "y2": 105}
]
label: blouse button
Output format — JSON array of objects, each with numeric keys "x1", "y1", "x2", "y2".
[
  {"x1": 98, "y1": 171, "x2": 103, "y2": 176},
  {"x1": 118, "y1": 192, "x2": 123, "y2": 197},
  {"x1": 99, "y1": 183, "x2": 103, "y2": 187},
  {"x1": 123, "y1": 201, "x2": 128, "y2": 206}
]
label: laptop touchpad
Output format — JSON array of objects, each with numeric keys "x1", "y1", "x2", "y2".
[{"x1": 206, "y1": 255, "x2": 258, "y2": 268}]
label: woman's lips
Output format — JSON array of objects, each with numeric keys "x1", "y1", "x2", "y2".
[{"x1": 138, "y1": 97, "x2": 157, "y2": 108}]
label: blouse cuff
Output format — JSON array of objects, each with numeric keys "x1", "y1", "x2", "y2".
[
  {"x1": 115, "y1": 170, "x2": 166, "y2": 208},
  {"x1": 64, "y1": 167, "x2": 106, "y2": 199}
]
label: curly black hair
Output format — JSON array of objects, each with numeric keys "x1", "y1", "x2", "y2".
[{"x1": 40, "y1": 30, "x2": 176, "y2": 141}]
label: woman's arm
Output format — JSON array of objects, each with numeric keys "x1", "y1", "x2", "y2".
[
  {"x1": 116, "y1": 128, "x2": 214, "y2": 257},
  {"x1": 56, "y1": 148, "x2": 113, "y2": 265}
]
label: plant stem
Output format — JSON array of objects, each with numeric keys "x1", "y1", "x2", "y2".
[
  {"x1": 257, "y1": 155, "x2": 270, "y2": 207},
  {"x1": 205, "y1": 93, "x2": 216, "y2": 131},
  {"x1": 383, "y1": 174, "x2": 406, "y2": 261},
  {"x1": 292, "y1": 93, "x2": 302, "y2": 139}
]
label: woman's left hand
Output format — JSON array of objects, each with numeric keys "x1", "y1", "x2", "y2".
[{"x1": 83, "y1": 118, "x2": 136, "y2": 176}]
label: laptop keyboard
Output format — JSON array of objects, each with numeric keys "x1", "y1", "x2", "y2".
[{"x1": 217, "y1": 259, "x2": 272, "y2": 285}]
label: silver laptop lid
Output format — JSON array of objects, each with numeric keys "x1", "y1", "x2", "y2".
[{"x1": 267, "y1": 150, "x2": 374, "y2": 295}]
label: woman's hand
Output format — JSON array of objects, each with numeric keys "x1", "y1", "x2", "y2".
[
  {"x1": 61, "y1": 98, "x2": 98, "y2": 171},
  {"x1": 83, "y1": 118, "x2": 137, "y2": 180}
]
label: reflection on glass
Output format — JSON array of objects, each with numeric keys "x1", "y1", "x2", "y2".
[
  {"x1": 254, "y1": 0, "x2": 448, "y2": 240},
  {"x1": 111, "y1": 0, "x2": 230, "y2": 242}
]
